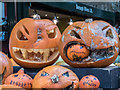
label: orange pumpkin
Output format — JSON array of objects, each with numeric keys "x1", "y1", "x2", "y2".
[
  {"x1": 0, "y1": 51, "x2": 13, "y2": 84},
  {"x1": 0, "y1": 84, "x2": 25, "y2": 90},
  {"x1": 79, "y1": 75, "x2": 100, "y2": 89},
  {"x1": 5, "y1": 68, "x2": 32, "y2": 89},
  {"x1": 9, "y1": 17, "x2": 61, "y2": 68},
  {"x1": 32, "y1": 65, "x2": 79, "y2": 89},
  {"x1": 67, "y1": 44, "x2": 90, "y2": 61},
  {"x1": 59, "y1": 19, "x2": 119, "y2": 67}
]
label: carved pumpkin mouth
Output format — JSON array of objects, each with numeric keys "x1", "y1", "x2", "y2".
[
  {"x1": 12, "y1": 47, "x2": 59, "y2": 62},
  {"x1": 64, "y1": 41, "x2": 115, "y2": 63}
]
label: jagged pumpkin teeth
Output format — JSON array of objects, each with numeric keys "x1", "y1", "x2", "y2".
[
  {"x1": 13, "y1": 47, "x2": 19, "y2": 52},
  {"x1": 43, "y1": 49, "x2": 50, "y2": 61},
  {"x1": 33, "y1": 49, "x2": 39, "y2": 53},
  {"x1": 39, "y1": 49, "x2": 44, "y2": 54},
  {"x1": 12, "y1": 47, "x2": 59, "y2": 62},
  {"x1": 21, "y1": 49, "x2": 28, "y2": 59},
  {"x1": 50, "y1": 48, "x2": 54, "y2": 52},
  {"x1": 27, "y1": 49, "x2": 33, "y2": 53}
]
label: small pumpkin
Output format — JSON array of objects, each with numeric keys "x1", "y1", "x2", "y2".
[
  {"x1": 0, "y1": 51, "x2": 13, "y2": 84},
  {"x1": 79, "y1": 75, "x2": 100, "y2": 89},
  {"x1": 67, "y1": 44, "x2": 90, "y2": 61},
  {"x1": 5, "y1": 68, "x2": 32, "y2": 89},
  {"x1": 32, "y1": 65, "x2": 79, "y2": 89},
  {"x1": 59, "y1": 18, "x2": 119, "y2": 67},
  {"x1": 9, "y1": 16, "x2": 61, "y2": 68},
  {"x1": 1, "y1": 84, "x2": 25, "y2": 90}
]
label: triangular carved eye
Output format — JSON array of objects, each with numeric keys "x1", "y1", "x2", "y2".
[
  {"x1": 70, "y1": 30, "x2": 81, "y2": 39},
  {"x1": 106, "y1": 29, "x2": 113, "y2": 38},
  {"x1": 41, "y1": 71, "x2": 49, "y2": 76},
  {"x1": 17, "y1": 30, "x2": 28, "y2": 40},
  {"x1": 46, "y1": 28, "x2": 57, "y2": 39},
  {"x1": 17, "y1": 25, "x2": 29, "y2": 40},
  {"x1": 62, "y1": 72, "x2": 69, "y2": 77}
]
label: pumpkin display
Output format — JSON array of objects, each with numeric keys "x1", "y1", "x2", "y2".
[
  {"x1": 0, "y1": 51, "x2": 13, "y2": 84},
  {"x1": 59, "y1": 18, "x2": 119, "y2": 67},
  {"x1": 5, "y1": 68, "x2": 32, "y2": 89},
  {"x1": 79, "y1": 75, "x2": 100, "y2": 89},
  {"x1": 9, "y1": 17, "x2": 61, "y2": 68},
  {"x1": 32, "y1": 65, "x2": 79, "y2": 89},
  {"x1": 0, "y1": 84, "x2": 25, "y2": 90}
]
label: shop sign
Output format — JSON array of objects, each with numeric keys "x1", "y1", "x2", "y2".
[{"x1": 76, "y1": 4, "x2": 93, "y2": 14}]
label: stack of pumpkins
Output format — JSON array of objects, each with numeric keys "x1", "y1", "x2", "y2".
[{"x1": 1, "y1": 15, "x2": 119, "y2": 89}]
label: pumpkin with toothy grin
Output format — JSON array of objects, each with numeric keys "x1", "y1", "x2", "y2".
[{"x1": 9, "y1": 18, "x2": 61, "y2": 68}]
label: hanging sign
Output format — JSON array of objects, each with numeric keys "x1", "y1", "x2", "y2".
[{"x1": 76, "y1": 4, "x2": 93, "y2": 14}]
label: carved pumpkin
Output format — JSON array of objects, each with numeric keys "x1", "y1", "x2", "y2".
[
  {"x1": 79, "y1": 75, "x2": 100, "y2": 89},
  {"x1": 59, "y1": 19, "x2": 119, "y2": 67},
  {"x1": 5, "y1": 68, "x2": 32, "y2": 89},
  {"x1": 1, "y1": 84, "x2": 25, "y2": 90},
  {"x1": 0, "y1": 51, "x2": 13, "y2": 84},
  {"x1": 32, "y1": 65, "x2": 79, "y2": 89},
  {"x1": 9, "y1": 17, "x2": 61, "y2": 68}
]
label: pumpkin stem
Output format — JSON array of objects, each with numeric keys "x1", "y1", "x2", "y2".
[
  {"x1": 51, "y1": 75, "x2": 59, "y2": 83},
  {"x1": 85, "y1": 18, "x2": 93, "y2": 23},
  {"x1": 18, "y1": 68, "x2": 24, "y2": 74}
]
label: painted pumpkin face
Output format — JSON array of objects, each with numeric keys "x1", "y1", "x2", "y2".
[
  {"x1": 5, "y1": 68, "x2": 32, "y2": 89},
  {"x1": 0, "y1": 51, "x2": 13, "y2": 84},
  {"x1": 9, "y1": 18, "x2": 61, "y2": 68},
  {"x1": 59, "y1": 19, "x2": 119, "y2": 67},
  {"x1": 67, "y1": 44, "x2": 90, "y2": 61},
  {"x1": 79, "y1": 75, "x2": 100, "y2": 89},
  {"x1": 32, "y1": 65, "x2": 79, "y2": 89}
]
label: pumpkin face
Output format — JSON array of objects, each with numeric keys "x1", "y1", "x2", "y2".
[
  {"x1": 59, "y1": 19, "x2": 119, "y2": 67},
  {"x1": 67, "y1": 44, "x2": 90, "y2": 61},
  {"x1": 9, "y1": 18, "x2": 61, "y2": 68},
  {"x1": 5, "y1": 68, "x2": 32, "y2": 89},
  {"x1": 0, "y1": 51, "x2": 13, "y2": 84},
  {"x1": 32, "y1": 65, "x2": 79, "y2": 89},
  {"x1": 79, "y1": 75, "x2": 100, "y2": 89}
]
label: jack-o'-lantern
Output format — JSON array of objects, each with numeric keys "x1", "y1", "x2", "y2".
[
  {"x1": 59, "y1": 18, "x2": 119, "y2": 67},
  {"x1": 32, "y1": 65, "x2": 79, "y2": 89},
  {"x1": 5, "y1": 68, "x2": 32, "y2": 89},
  {"x1": 9, "y1": 16, "x2": 61, "y2": 68},
  {"x1": 1, "y1": 84, "x2": 25, "y2": 90},
  {"x1": 0, "y1": 51, "x2": 13, "y2": 84},
  {"x1": 79, "y1": 75, "x2": 100, "y2": 89}
]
